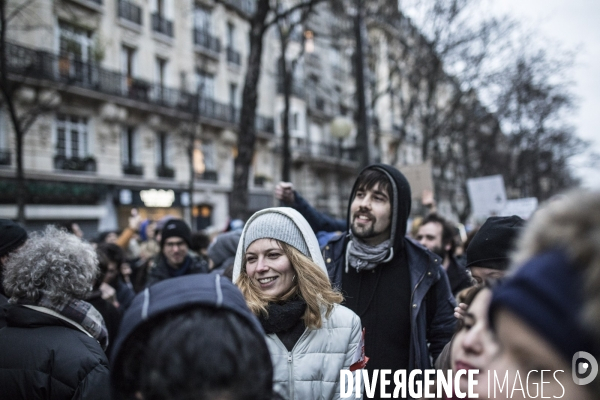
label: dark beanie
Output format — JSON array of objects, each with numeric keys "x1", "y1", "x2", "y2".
[
  {"x1": 160, "y1": 219, "x2": 191, "y2": 248},
  {"x1": 489, "y1": 250, "x2": 595, "y2": 362},
  {"x1": 0, "y1": 219, "x2": 28, "y2": 258},
  {"x1": 466, "y1": 215, "x2": 525, "y2": 269}
]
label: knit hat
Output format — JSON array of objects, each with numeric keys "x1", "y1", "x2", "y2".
[
  {"x1": 466, "y1": 215, "x2": 525, "y2": 269},
  {"x1": 243, "y1": 212, "x2": 309, "y2": 257},
  {"x1": 160, "y1": 219, "x2": 192, "y2": 248},
  {"x1": 489, "y1": 250, "x2": 595, "y2": 362},
  {"x1": 208, "y1": 231, "x2": 242, "y2": 271},
  {"x1": 0, "y1": 219, "x2": 28, "y2": 258}
]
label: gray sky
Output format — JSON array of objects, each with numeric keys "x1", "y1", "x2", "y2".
[{"x1": 490, "y1": 0, "x2": 600, "y2": 189}]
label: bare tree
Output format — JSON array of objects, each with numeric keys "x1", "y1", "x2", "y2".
[
  {"x1": 0, "y1": 0, "x2": 63, "y2": 225},
  {"x1": 229, "y1": 0, "x2": 325, "y2": 220}
]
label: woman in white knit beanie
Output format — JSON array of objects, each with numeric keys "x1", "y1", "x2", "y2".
[{"x1": 233, "y1": 207, "x2": 364, "y2": 400}]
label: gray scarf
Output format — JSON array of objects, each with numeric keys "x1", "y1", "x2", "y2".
[{"x1": 346, "y1": 235, "x2": 394, "y2": 272}]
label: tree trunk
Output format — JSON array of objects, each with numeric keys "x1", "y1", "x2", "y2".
[
  {"x1": 0, "y1": 1, "x2": 26, "y2": 225},
  {"x1": 281, "y1": 51, "x2": 292, "y2": 182},
  {"x1": 229, "y1": 0, "x2": 270, "y2": 220},
  {"x1": 353, "y1": 0, "x2": 370, "y2": 170}
]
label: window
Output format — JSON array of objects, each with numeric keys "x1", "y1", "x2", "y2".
[
  {"x1": 195, "y1": 70, "x2": 214, "y2": 99},
  {"x1": 121, "y1": 127, "x2": 139, "y2": 166},
  {"x1": 56, "y1": 114, "x2": 89, "y2": 158},
  {"x1": 121, "y1": 45, "x2": 137, "y2": 79},
  {"x1": 227, "y1": 22, "x2": 235, "y2": 49},
  {"x1": 193, "y1": 139, "x2": 215, "y2": 174},
  {"x1": 229, "y1": 83, "x2": 237, "y2": 107},
  {"x1": 155, "y1": 57, "x2": 167, "y2": 86},
  {"x1": 194, "y1": 5, "x2": 211, "y2": 32},
  {"x1": 156, "y1": 131, "x2": 170, "y2": 167},
  {"x1": 58, "y1": 21, "x2": 93, "y2": 61}
]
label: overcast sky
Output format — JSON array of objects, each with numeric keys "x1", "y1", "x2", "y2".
[{"x1": 490, "y1": 0, "x2": 600, "y2": 189}]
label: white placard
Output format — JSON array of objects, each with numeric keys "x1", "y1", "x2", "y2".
[
  {"x1": 500, "y1": 197, "x2": 538, "y2": 220},
  {"x1": 467, "y1": 175, "x2": 507, "y2": 218}
]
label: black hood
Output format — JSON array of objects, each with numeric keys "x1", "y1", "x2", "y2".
[
  {"x1": 346, "y1": 163, "x2": 412, "y2": 251},
  {"x1": 110, "y1": 274, "x2": 264, "y2": 364}
]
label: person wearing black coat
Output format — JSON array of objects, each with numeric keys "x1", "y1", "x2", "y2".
[{"x1": 0, "y1": 225, "x2": 110, "y2": 400}]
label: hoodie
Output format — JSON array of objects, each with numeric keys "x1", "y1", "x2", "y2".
[{"x1": 322, "y1": 164, "x2": 456, "y2": 382}]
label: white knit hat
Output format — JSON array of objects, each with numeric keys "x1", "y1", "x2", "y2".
[{"x1": 243, "y1": 212, "x2": 310, "y2": 257}]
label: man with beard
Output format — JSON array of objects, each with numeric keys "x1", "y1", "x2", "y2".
[
  {"x1": 416, "y1": 213, "x2": 472, "y2": 295},
  {"x1": 276, "y1": 164, "x2": 455, "y2": 399}
]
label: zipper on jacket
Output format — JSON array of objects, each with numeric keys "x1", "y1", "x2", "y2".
[
  {"x1": 409, "y1": 269, "x2": 427, "y2": 369},
  {"x1": 288, "y1": 352, "x2": 294, "y2": 400}
]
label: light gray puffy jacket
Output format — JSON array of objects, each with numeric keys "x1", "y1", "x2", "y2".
[
  {"x1": 232, "y1": 208, "x2": 364, "y2": 400},
  {"x1": 267, "y1": 303, "x2": 362, "y2": 400}
]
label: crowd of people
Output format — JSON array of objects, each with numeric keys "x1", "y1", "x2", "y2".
[{"x1": 0, "y1": 162, "x2": 598, "y2": 400}]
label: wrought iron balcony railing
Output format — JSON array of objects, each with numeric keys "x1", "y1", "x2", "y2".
[
  {"x1": 226, "y1": 47, "x2": 241, "y2": 65},
  {"x1": 196, "y1": 170, "x2": 218, "y2": 182},
  {"x1": 152, "y1": 13, "x2": 173, "y2": 37},
  {"x1": 54, "y1": 155, "x2": 97, "y2": 172},
  {"x1": 277, "y1": 80, "x2": 305, "y2": 99},
  {"x1": 156, "y1": 164, "x2": 175, "y2": 178},
  {"x1": 123, "y1": 163, "x2": 144, "y2": 176},
  {"x1": 5, "y1": 42, "x2": 275, "y2": 133},
  {"x1": 193, "y1": 29, "x2": 221, "y2": 54},
  {"x1": 118, "y1": 0, "x2": 142, "y2": 25},
  {"x1": 277, "y1": 139, "x2": 357, "y2": 162},
  {"x1": 222, "y1": 0, "x2": 256, "y2": 17}
]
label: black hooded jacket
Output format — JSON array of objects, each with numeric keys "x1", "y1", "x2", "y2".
[{"x1": 290, "y1": 164, "x2": 456, "y2": 374}]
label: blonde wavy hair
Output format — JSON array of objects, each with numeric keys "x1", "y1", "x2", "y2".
[{"x1": 236, "y1": 241, "x2": 343, "y2": 329}]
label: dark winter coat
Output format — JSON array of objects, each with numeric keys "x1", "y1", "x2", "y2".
[
  {"x1": 0, "y1": 304, "x2": 111, "y2": 400},
  {"x1": 145, "y1": 253, "x2": 209, "y2": 287},
  {"x1": 291, "y1": 164, "x2": 456, "y2": 371}
]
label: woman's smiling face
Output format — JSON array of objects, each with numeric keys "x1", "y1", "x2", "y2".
[{"x1": 245, "y1": 239, "x2": 295, "y2": 299}]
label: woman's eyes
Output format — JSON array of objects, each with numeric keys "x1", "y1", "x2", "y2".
[{"x1": 268, "y1": 252, "x2": 281, "y2": 259}]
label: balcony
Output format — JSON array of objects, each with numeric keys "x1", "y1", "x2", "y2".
[
  {"x1": 277, "y1": 80, "x2": 305, "y2": 99},
  {"x1": 277, "y1": 139, "x2": 357, "y2": 165},
  {"x1": 152, "y1": 13, "x2": 173, "y2": 37},
  {"x1": 222, "y1": 0, "x2": 256, "y2": 17},
  {"x1": 0, "y1": 149, "x2": 11, "y2": 166},
  {"x1": 123, "y1": 163, "x2": 144, "y2": 176},
  {"x1": 54, "y1": 155, "x2": 97, "y2": 172},
  {"x1": 118, "y1": 0, "x2": 142, "y2": 25},
  {"x1": 196, "y1": 170, "x2": 218, "y2": 182},
  {"x1": 226, "y1": 47, "x2": 241, "y2": 65},
  {"x1": 4, "y1": 42, "x2": 275, "y2": 133},
  {"x1": 156, "y1": 164, "x2": 175, "y2": 178},
  {"x1": 193, "y1": 29, "x2": 220, "y2": 55}
]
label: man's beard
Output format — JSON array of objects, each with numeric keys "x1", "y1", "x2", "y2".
[
  {"x1": 351, "y1": 219, "x2": 380, "y2": 239},
  {"x1": 430, "y1": 245, "x2": 447, "y2": 260}
]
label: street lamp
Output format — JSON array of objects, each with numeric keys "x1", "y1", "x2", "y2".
[{"x1": 330, "y1": 116, "x2": 354, "y2": 214}]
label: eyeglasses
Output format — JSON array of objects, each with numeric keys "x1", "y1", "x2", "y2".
[{"x1": 164, "y1": 240, "x2": 187, "y2": 248}]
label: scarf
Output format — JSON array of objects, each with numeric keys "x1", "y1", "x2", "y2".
[
  {"x1": 258, "y1": 297, "x2": 307, "y2": 334},
  {"x1": 168, "y1": 255, "x2": 192, "y2": 277},
  {"x1": 16, "y1": 292, "x2": 109, "y2": 350},
  {"x1": 346, "y1": 235, "x2": 394, "y2": 272}
]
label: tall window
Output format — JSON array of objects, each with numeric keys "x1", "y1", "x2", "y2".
[
  {"x1": 58, "y1": 21, "x2": 93, "y2": 61},
  {"x1": 229, "y1": 83, "x2": 237, "y2": 107},
  {"x1": 155, "y1": 57, "x2": 167, "y2": 86},
  {"x1": 227, "y1": 22, "x2": 235, "y2": 49},
  {"x1": 194, "y1": 5, "x2": 211, "y2": 32},
  {"x1": 195, "y1": 70, "x2": 214, "y2": 99},
  {"x1": 121, "y1": 127, "x2": 139, "y2": 166},
  {"x1": 156, "y1": 131, "x2": 170, "y2": 167},
  {"x1": 193, "y1": 139, "x2": 215, "y2": 174},
  {"x1": 121, "y1": 45, "x2": 137, "y2": 80},
  {"x1": 56, "y1": 114, "x2": 89, "y2": 158}
]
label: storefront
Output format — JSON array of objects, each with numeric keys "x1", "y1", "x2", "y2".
[{"x1": 114, "y1": 187, "x2": 189, "y2": 226}]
